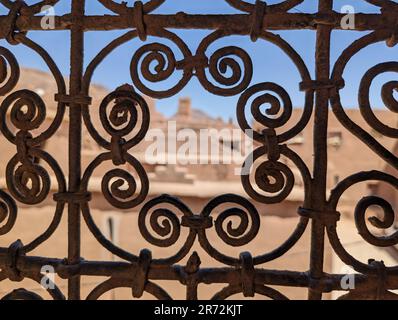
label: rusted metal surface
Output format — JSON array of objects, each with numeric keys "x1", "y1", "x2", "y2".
[{"x1": 0, "y1": 0, "x2": 397, "y2": 300}]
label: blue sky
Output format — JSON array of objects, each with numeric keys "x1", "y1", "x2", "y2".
[{"x1": 1, "y1": 0, "x2": 397, "y2": 120}]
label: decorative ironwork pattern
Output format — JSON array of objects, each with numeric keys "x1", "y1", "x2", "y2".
[{"x1": 0, "y1": 0, "x2": 397, "y2": 300}]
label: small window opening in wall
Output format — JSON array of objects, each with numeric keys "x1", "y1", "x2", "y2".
[
  {"x1": 328, "y1": 131, "x2": 343, "y2": 149},
  {"x1": 287, "y1": 132, "x2": 304, "y2": 145},
  {"x1": 102, "y1": 214, "x2": 120, "y2": 259},
  {"x1": 103, "y1": 215, "x2": 120, "y2": 300},
  {"x1": 220, "y1": 138, "x2": 240, "y2": 152},
  {"x1": 107, "y1": 217, "x2": 114, "y2": 243},
  {"x1": 367, "y1": 182, "x2": 379, "y2": 196}
]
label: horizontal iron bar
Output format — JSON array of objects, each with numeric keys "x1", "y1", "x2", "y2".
[
  {"x1": 1, "y1": 12, "x2": 393, "y2": 32},
  {"x1": 0, "y1": 253, "x2": 397, "y2": 293}
]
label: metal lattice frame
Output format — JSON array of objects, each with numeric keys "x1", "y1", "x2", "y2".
[{"x1": 0, "y1": 0, "x2": 398, "y2": 300}]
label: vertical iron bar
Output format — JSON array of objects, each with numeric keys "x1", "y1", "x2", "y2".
[
  {"x1": 67, "y1": 0, "x2": 85, "y2": 300},
  {"x1": 308, "y1": 0, "x2": 333, "y2": 300}
]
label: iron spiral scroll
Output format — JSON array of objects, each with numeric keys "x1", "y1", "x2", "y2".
[{"x1": 0, "y1": 0, "x2": 397, "y2": 300}]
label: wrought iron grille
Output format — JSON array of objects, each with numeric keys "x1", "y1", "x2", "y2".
[{"x1": 0, "y1": 0, "x2": 398, "y2": 300}]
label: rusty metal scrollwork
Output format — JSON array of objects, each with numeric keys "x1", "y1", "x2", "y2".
[
  {"x1": 130, "y1": 28, "x2": 253, "y2": 98},
  {"x1": 81, "y1": 86, "x2": 149, "y2": 208},
  {"x1": 98, "y1": 0, "x2": 165, "y2": 15},
  {"x1": 0, "y1": 189, "x2": 16, "y2": 235},
  {"x1": 327, "y1": 24, "x2": 398, "y2": 286},
  {"x1": 0, "y1": 31, "x2": 67, "y2": 255},
  {"x1": 0, "y1": 0, "x2": 60, "y2": 15},
  {"x1": 130, "y1": 30, "x2": 193, "y2": 99},
  {"x1": 327, "y1": 171, "x2": 398, "y2": 275},
  {"x1": 1, "y1": 0, "x2": 398, "y2": 301},
  {"x1": 359, "y1": 62, "x2": 398, "y2": 138},
  {"x1": 0, "y1": 47, "x2": 19, "y2": 96}
]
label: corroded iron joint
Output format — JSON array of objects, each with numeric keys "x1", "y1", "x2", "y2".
[
  {"x1": 54, "y1": 93, "x2": 92, "y2": 106},
  {"x1": 132, "y1": 1, "x2": 147, "y2": 41},
  {"x1": 110, "y1": 136, "x2": 127, "y2": 166},
  {"x1": 181, "y1": 215, "x2": 213, "y2": 230},
  {"x1": 298, "y1": 207, "x2": 341, "y2": 227},
  {"x1": 263, "y1": 128, "x2": 280, "y2": 162},
  {"x1": 185, "y1": 251, "x2": 201, "y2": 275},
  {"x1": 2, "y1": 0, "x2": 28, "y2": 45},
  {"x1": 368, "y1": 259, "x2": 387, "y2": 300},
  {"x1": 57, "y1": 257, "x2": 83, "y2": 279},
  {"x1": 131, "y1": 249, "x2": 152, "y2": 298},
  {"x1": 250, "y1": 0, "x2": 267, "y2": 42},
  {"x1": 308, "y1": 274, "x2": 332, "y2": 293},
  {"x1": 176, "y1": 54, "x2": 209, "y2": 72},
  {"x1": 177, "y1": 252, "x2": 201, "y2": 288},
  {"x1": 15, "y1": 131, "x2": 33, "y2": 166},
  {"x1": 240, "y1": 251, "x2": 255, "y2": 297},
  {"x1": 381, "y1": 5, "x2": 398, "y2": 47},
  {"x1": 311, "y1": 10, "x2": 338, "y2": 28},
  {"x1": 5, "y1": 239, "x2": 24, "y2": 282},
  {"x1": 53, "y1": 192, "x2": 92, "y2": 204},
  {"x1": 299, "y1": 79, "x2": 345, "y2": 92}
]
